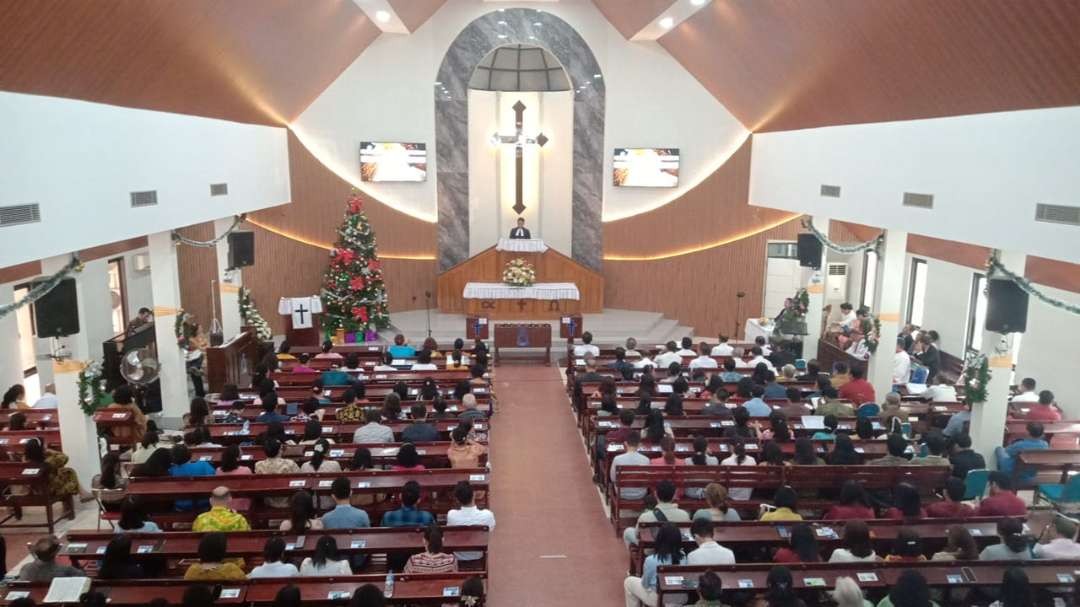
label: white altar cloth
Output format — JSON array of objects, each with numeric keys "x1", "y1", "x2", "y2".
[
  {"x1": 463, "y1": 282, "x2": 580, "y2": 300},
  {"x1": 496, "y1": 238, "x2": 548, "y2": 253}
]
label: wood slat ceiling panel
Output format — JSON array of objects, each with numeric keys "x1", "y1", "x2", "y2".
[
  {"x1": 387, "y1": 0, "x2": 447, "y2": 33},
  {"x1": 591, "y1": 0, "x2": 678, "y2": 39},
  {"x1": 0, "y1": 0, "x2": 380, "y2": 125},
  {"x1": 659, "y1": 0, "x2": 1080, "y2": 131}
]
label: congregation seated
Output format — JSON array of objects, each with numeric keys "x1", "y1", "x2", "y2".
[
  {"x1": 19, "y1": 536, "x2": 83, "y2": 581},
  {"x1": 995, "y1": 422, "x2": 1048, "y2": 478}
]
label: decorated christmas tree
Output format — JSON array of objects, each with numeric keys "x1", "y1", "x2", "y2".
[{"x1": 321, "y1": 191, "x2": 390, "y2": 339}]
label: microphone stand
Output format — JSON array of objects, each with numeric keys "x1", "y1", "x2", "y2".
[
  {"x1": 424, "y1": 291, "x2": 432, "y2": 338},
  {"x1": 734, "y1": 291, "x2": 746, "y2": 340}
]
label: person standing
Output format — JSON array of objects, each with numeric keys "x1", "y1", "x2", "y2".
[{"x1": 508, "y1": 217, "x2": 531, "y2": 239}]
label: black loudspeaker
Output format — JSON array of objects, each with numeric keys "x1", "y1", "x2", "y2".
[
  {"x1": 797, "y1": 233, "x2": 823, "y2": 268},
  {"x1": 33, "y1": 278, "x2": 79, "y2": 338},
  {"x1": 228, "y1": 232, "x2": 255, "y2": 268},
  {"x1": 985, "y1": 279, "x2": 1028, "y2": 333}
]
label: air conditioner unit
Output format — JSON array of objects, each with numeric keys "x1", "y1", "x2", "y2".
[
  {"x1": 825, "y1": 263, "x2": 848, "y2": 306},
  {"x1": 133, "y1": 253, "x2": 151, "y2": 272}
]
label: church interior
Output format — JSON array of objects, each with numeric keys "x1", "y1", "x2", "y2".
[{"x1": 1, "y1": 1, "x2": 1080, "y2": 605}]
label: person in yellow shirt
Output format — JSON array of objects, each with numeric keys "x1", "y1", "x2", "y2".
[
  {"x1": 760, "y1": 486, "x2": 804, "y2": 522},
  {"x1": 192, "y1": 487, "x2": 250, "y2": 533},
  {"x1": 183, "y1": 532, "x2": 246, "y2": 581}
]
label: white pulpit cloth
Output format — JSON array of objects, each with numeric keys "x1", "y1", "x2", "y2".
[
  {"x1": 496, "y1": 238, "x2": 548, "y2": 253},
  {"x1": 463, "y1": 282, "x2": 580, "y2": 300},
  {"x1": 278, "y1": 296, "x2": 323, "y2": 329}
]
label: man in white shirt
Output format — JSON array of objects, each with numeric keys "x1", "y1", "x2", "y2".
[
  {"x1": 1033, "y1": 515, "x2": 1080, "y2": 559},
  {"x1": 710, "y1": 335, "x2": 734, "y2": 357},
  {"x1": 837, "y1": 303, "x2": 857, "y2": 330},
  {"x1": 624, "y1": 337, "x2": 642, "y2": 359},
  {"x1": 1010, "y1": 378, "x2": 1039, "y2": 403},
  {"x1": 686, "y1": 518, "x2": 735, "y2": 565},
  {"x1": 352, "y1": 408, "x2": 395, "y2": 443},
  {"x1": 410, "y1": 349, "x2": 438, "y2": 371},
  {"x1": 654, "y1": 341, "x2": 682, "y2": 369},
  {"x1": 446, "y1": 481, "x2": 495, "y2": 561},
  {"x1": 572, "y1": 331, "x2": 600, "y2": 358},
  {"x1": 746, "y1": 347, "x2": 775, "y2": 372},
  {"x1": 689, "y1": 343, "x2": 719, "y2": 371},
  {"x1": 675, "y1": 337, "x2": 696, "y2": 357},
  {"x1": 892, "y1": 338, "x2": 911, "y2": 387},
  {"x1": 32, "y1": 391, "x2": 59, "y2": 409}
]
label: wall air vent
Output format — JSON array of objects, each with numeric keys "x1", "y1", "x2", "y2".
[
  {"x1": 1035, "y1": 203, "x2": 1080, "y2": 226},
  {"x1": 0, "y1": 203, "x2": 41, "y2": 227},
  {"x1": 902, "y1": 192, "x2": 934, "y2": 209},
  {"x1": 130, "y1": 190, "x2": 158, "y2": 208},
  {"x1": 820, "y1": 184, "x2": 841, "y2": 198},
  {"x1": 827, "y1": 263, "x2": 848, "y2": 276},
  {"x1": 210, "y1": 183, "x2": 229, "y2": 196}
]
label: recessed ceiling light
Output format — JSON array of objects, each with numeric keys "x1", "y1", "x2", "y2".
[
  {"x1": 659, "y1": 16, "x2": 675, "y2": 29},
  {"x1": 691, "y1": 0, "x2": 707, "y2": 6},
  {"x1": 593, "y1": 74, "x2": 602, "y2": 79},
  {"x1": 533, "y1": 22, "x2": 542, "y2": 27},
  {"x1": 497, "y1": 20, "x2": 507, "y2": 25},
  {"x1": 497, "y1": 34, "x2": 508, "y2": 39},
  {"x1": 434, "y1": 81, "x2": 442, "y2": 86},
  {"x1": 375, "y1": 10, "x2": 391, "y2": 23}
]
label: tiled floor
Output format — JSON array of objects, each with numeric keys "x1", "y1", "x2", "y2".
[
  {"x1": 2, "y1": 501, "x2": 100, "y2": 576},
  {"x1": 486, "y1": 365, "x2": 626, "y2": 606}
]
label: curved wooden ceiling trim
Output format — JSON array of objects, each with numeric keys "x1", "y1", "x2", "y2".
[
  {"x1": 0, "y1": 0, "x2": 381, "y2": 125},
  {"x1": 659, "y1": 0, "x2": 1080, "y2": 132},
  {"x1": 604, "y1": 139, "x2": 799, "y2": 259}
]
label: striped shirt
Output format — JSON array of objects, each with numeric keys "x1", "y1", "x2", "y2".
[{"x1": 404, "y1": 551, "x2": 457, "y2": 574}]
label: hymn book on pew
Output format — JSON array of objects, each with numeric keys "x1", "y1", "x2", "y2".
[{"x1": 43, "y1": 577, "x2": 91, "y2": 603}]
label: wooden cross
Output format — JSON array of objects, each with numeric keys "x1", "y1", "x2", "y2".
[{"x1": 492, "y1": 100, "x2": 548, "y2": 215}]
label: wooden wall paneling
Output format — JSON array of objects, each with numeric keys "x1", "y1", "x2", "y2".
[
  {"x1": 175, "y1": 222, "x2": 217, "y2": 332},
  {"x1": 78, "y1": 236, "x2": 148, "y2": 262},
  {"x1": 0, "y1": 0, "x2": 380, "y2": 125},
  {"x1": 604, "y1": 220, "x2": 802, "y2": 337},
  {"x1": 659, "y1": 0, "x2": 1080, "y2": 131},
  {"x1": 1025, "y1": 256, "x2": 1080, "y2": 295},
  {"x1": 907, "y1": 234, "x2": 990, "y2": 270},
  {"x1": 0, "y1": 261, "x2": 42, "y2": 285}
]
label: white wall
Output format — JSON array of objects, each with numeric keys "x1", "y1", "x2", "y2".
[
  {"x1": 749, "y1": 106, "x2": 1080, "y2": 264},
  {"x1": 292, "y1": 0, "x2": 747, "y2": 225},
  {"x1": 0, "y1": 92, "x2": 291, "y2": 268},
  {"x1": 1014, "y1": 284, "x2": 1080, "y2": 417},
  {"x1": 911, "y1": 256, "x2": 978, "y2": 356},
  {"x1": 468, "y1": 90, "x2": 500, "y2": 256}
]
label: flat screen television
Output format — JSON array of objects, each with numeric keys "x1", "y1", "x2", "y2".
[
  {"x1": 612, "y1": 147, "x2": 679, "y2": 188},
  {"x1": 360, "y1": 142, "x2": 427, "y2": 182}
]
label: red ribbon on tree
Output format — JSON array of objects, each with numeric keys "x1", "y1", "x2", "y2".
[
  {"x1": 367, "y1": 259, "x2": 381, "y2": 272},
  {"x1": 335, "y1": 249, "x2": 356, "y2": 265},
  {"x1": 351, "y1": 306, "x2": 368, "y2": 323},
  {"x1": 349, "y1": 276, "x2": 366, "y2": 291},
  {"x1": 347, "y1": 195, "x2": 364, "y2": 215}
]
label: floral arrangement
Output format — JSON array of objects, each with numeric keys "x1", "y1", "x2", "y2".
[
  {"x1": 238, "y1": 287, "x2": 273, "y2": 342},
  {"x1": 776, "y1": 288, "x2": 810, "y2": 335},
  {"x1": 502, "y1": 258, "x2": 536, "y2": 287},
  {"x1": 77, "y1": 359, "x2": 110, "y2": 416},
  {"x1": 961, "y1": 350, "x2": 991, "y2": 404},
  {"x1": 174, "y1": 309, "x2": 190, "y2": 348}
]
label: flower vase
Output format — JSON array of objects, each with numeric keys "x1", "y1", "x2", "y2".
[{"x1": 333, "y1": 328, "x2": 346, "y2": 345}]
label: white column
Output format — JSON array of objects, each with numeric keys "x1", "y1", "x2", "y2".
[
  {"x1": 969, "y1": 251, "x2": 1027, "y2": 467},
  {"x1": 53, "y1": 360, "x2": 102, "y2": 489},
  {"x1": 148, "y1": 231, "x2": 189, "y2": 421},
  {"x1": 213, "y1": 218, "x2": 244, "y2": 340},
  {"x1": 73, "y1": 258, "x2": 115, "y2": 360},
  {"x1": 802, "y1": 217, "x2": 830, "y2": 360},
  {"x1": 868, "y1": 230, "x2": 908, "y2": 399},
  {"x1": 0, "y1": 285, "x2": 24, "y2": 392}
]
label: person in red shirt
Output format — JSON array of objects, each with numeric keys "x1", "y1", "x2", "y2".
[
  {"x1": 976, "y1": 472, "x2": 1028, "y2": 516},
  {"x1": 823, "y1": 480, "x2": 876, "y2": 520},
  {"x1": 926, "y1": 477, "x2": 976, "y2": 518},
  {"x1": 773, "y1": 523, "x2": 821, "y2": 563},
  {"x1": 883, "y1": 482, "x2": 927, "y2": 520},
  {"x1": 1019, "y1": 390, "x2": 1063, "y2": 422},
  {"x1": 837, "y1": 366, "x2": 876, "y2": 405},
  {"x1": 605, "y1": 409, "x2": 636, "y2": 446}
]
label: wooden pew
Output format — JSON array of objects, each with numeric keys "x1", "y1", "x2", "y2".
[
  {"x1": 203, "y1": 419, "x2": 489, "y2": 444},
  {"x1": 0, "y1": 410, "x2": 59, "y2": 428},
  {"x1": 0, "y1": 429, "x2": 62, "y2": 450},
  {"x1": 182, "y1": 442, "x2": 488, "y2": 469},
  {"x1": 61, "y1": 527, "x2": 490, "y2": 572},
  {"x1": 207, "y1": 401, "x2": 492, "y2": 422},
  {"x1": 654, "y1": 561, "x2": 1080, "y2": 605},
  {"x1": 0, "y1": 573, "x2": 487, "y2": 605},
  {"x1": 0, "y1": 460, "x2": 75, "y2": 533}
]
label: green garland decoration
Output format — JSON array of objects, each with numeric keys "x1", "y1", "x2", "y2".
[
  {"x1": 77, "y1": 360, "x2": 111, "y2": 416},
  {"x1": 173, "y1": 215, "x2": 246, "y2": 248},
  {"x1": 0, "y1": 256, "x2": 83, "y2": 320},
  {"x1": 862, "y1": 314, "x2": 883, "y2": 354},
  {"x1": 987, "y1": 250, "x2": 1080, "y2": 317},
  {"x1": 961, "y1": 351, "x2": 992, "y2": 404},
  {"x1": 238, "y1": 287, "x2": 273, "y2": 341},
  {"x1": 802, "y1": 217, "x2": 883, "y2": 255}
]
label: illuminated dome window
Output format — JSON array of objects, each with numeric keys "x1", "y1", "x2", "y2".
[{"x1": 468, "y1": 44, "x2": 571, "y2": 92}]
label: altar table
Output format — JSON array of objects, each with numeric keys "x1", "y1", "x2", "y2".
[{"x1": 463, "y1": 282, "x2": 581, "y2": 319}]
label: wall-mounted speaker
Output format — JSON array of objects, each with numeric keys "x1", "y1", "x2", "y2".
[
  {"x1": 228, "y1": 232, "x2": 255, "y2": 269},
  {"x1": 797, "y1": 233, "x2": 823, "y2": 269},
  {"x1": 33, "y1": 278, "x2": 79, "y2": 338},
  {"x1": 985, "y1": 279, "x2": 1028, "y2": 334}
]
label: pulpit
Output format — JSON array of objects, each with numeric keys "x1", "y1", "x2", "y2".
[{"x1": 278, "y1": 296, "x2": 323, "y2": 347}]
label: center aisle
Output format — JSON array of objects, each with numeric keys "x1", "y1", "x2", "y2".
[{"x1": 486, "y1": 365, "x2": 626, "y2": 606}]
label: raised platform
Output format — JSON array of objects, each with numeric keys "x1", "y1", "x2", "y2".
[{"x1": 381, "y1": 309, "x2": 694, "y2": 354}]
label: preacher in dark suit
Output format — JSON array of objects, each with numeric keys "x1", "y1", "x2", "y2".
[{"x1": 509, "y1": 217, "x2": 531, "y2": 239}]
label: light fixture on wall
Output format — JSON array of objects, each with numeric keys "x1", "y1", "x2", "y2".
[
  {"x1": 659, "y1": 16, "x2": 675, "y2": 29},
  {"x1": 374, "y1": 10, "x2": 391, "y2": 23},
  {"x1": 691, "y1": 0, "x2": 708, "y2": 6}
]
